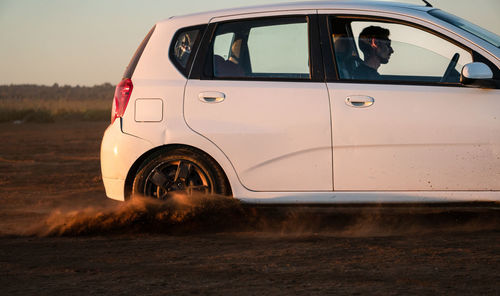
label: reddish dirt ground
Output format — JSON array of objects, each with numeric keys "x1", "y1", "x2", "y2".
[{"x1": 0, "y1": 122, "x2": 498, "y2": 295}]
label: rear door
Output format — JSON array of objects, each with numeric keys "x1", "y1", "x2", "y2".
[
  {"x1": 322, "y1": 14, "x2": 500, "y2": 191},
  {"x1": 184, "y1": 13, "x2": 333, "y2": 192}
]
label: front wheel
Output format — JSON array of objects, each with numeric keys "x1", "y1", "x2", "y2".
[{"x1": 132, "y1": 148, "x2": 231, "y2": 200}]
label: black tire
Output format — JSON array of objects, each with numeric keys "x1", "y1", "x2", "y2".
[{"x1": 132, "y1": 147, "x2": 231, "y2": 200}]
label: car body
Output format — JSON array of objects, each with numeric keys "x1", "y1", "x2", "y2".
[{"x1": 101, "y1": 1, "x2": 500, "y2": 204}]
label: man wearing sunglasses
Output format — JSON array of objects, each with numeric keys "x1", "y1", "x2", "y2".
[{"x1": 354, "y1": 26, "x2": 394, "y2": 80}]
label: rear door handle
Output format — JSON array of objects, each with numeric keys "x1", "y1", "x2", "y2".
[
  {"x1": 199, "y1": 91, "x2": 226, "y2": 103},
  {"x1": 345, "y1": 95, "x2": 374, "y2": 108}
]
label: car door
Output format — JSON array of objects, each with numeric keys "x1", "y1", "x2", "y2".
[
  {"x1": 184, "y1": 14, "x2": 333, "y2": 192},
  {"x1": 322, "y1": 14, "x2": 500, "y2": 191}
]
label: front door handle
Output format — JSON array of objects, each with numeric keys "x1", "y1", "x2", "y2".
[
  {"x1": 345, "y1": 95, "x2": 374, "y2": 108},
  {"x1": 199, "y1": 91, "x2": 226, "y2": 103}
]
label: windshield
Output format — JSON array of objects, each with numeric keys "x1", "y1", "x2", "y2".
[{"x1": 428, "y1": 9, "x2": 500, "y2": 48}]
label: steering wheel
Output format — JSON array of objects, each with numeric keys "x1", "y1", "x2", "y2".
[{"x1": 440, "y1": 53, "x2": 460, "y2": 82}]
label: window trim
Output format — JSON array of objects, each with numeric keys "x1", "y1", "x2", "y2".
[
  {"x1": 323, "y1": 14, "x2": 489, "y2": 87},
  {"x1": 169, "y1": 25, "x2": 206, "y2": 78},
  {"x1": 191, "y1": 15, "x2": 324, "y2": 83},
  {"x1": 124, "y1": 25, "x2": 156, "y2": 79}
]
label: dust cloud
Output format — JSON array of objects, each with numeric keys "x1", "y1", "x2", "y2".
[
  {"x1": 16, "y1": 194, "x2": 246, "y2": 237},
  {"x1": 1, "y1": 194, "x2": 498, "y2": 237}
]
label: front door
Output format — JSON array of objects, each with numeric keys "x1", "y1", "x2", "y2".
[{"x1": 325, "y1": 15, "x2": 500, "y2": 191}]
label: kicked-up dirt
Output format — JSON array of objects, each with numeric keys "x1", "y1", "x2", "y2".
[{"x1": 0, "y1": 121, "x2": 498, "y2": 295}]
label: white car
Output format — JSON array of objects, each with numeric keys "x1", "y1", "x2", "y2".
[{"x1": 101, "y1": 1, "x2": 500, "y2": 204}]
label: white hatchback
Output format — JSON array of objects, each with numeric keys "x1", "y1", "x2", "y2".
[{"x1": 101, "y1": 1, "x2": 500, "y2": 204}]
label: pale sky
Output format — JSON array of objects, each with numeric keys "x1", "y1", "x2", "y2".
[{"x1": 0, "y1": 0, "x2": 498, "y2": 86}]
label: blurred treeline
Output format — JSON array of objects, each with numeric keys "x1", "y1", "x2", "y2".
[{"x1": 0, "y1": 83, "x2": 114, "y2": 123}]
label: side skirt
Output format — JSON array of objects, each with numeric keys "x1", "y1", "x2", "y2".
[{"x1": 236, "y1": 191, "x2": 500, "y2": 204}]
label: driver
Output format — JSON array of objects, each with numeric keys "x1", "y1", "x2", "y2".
[{"x1": 354, "y1": 26, "x2": 394, "y2": 80}]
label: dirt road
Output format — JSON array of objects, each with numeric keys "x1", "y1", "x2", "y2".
[{"x1": 0, "y1": 122, "x2": 498, "y2": 295}]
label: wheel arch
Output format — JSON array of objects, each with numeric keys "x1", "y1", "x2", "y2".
[{"x1": 124, "y1": 144, "x2": 233, "y2": 200}]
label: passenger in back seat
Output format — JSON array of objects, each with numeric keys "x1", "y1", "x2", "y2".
[{"x1": 213, "y1": 38, "x2": 245, "y2": 77}]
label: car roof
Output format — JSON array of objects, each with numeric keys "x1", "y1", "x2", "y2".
[{"x1": 161, "y1": 1, "x2": 432, "y2": 24}]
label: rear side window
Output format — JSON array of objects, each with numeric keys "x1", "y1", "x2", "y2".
[
  {"x1": 123, "y1": 25, "x2": 156, "y2": 79},
  {"x1": 209, "y1": 16, "x2": 310, "y2": 80},
  {"x1": 170, "y1": 26, "x2": 205, "y2": 77}
]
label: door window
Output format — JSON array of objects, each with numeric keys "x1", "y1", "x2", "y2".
[
  {"x1": 211, "y1": 17, "x2": 310, "y2": 80},
  {"x1": 330, "y1": 18, "x2": 473, "y2": 83}
]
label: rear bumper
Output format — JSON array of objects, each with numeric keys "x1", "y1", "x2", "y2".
[
  {"x1": 102, "y1": 177, "x2": 126, "y2": 201},
  {"x1": 100, "y1": 120, "x2": 153, "y2": 201}
]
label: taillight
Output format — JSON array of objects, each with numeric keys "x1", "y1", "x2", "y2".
[{"x1": 111, "y1": 78, "x2": 133, "y2": 124}]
